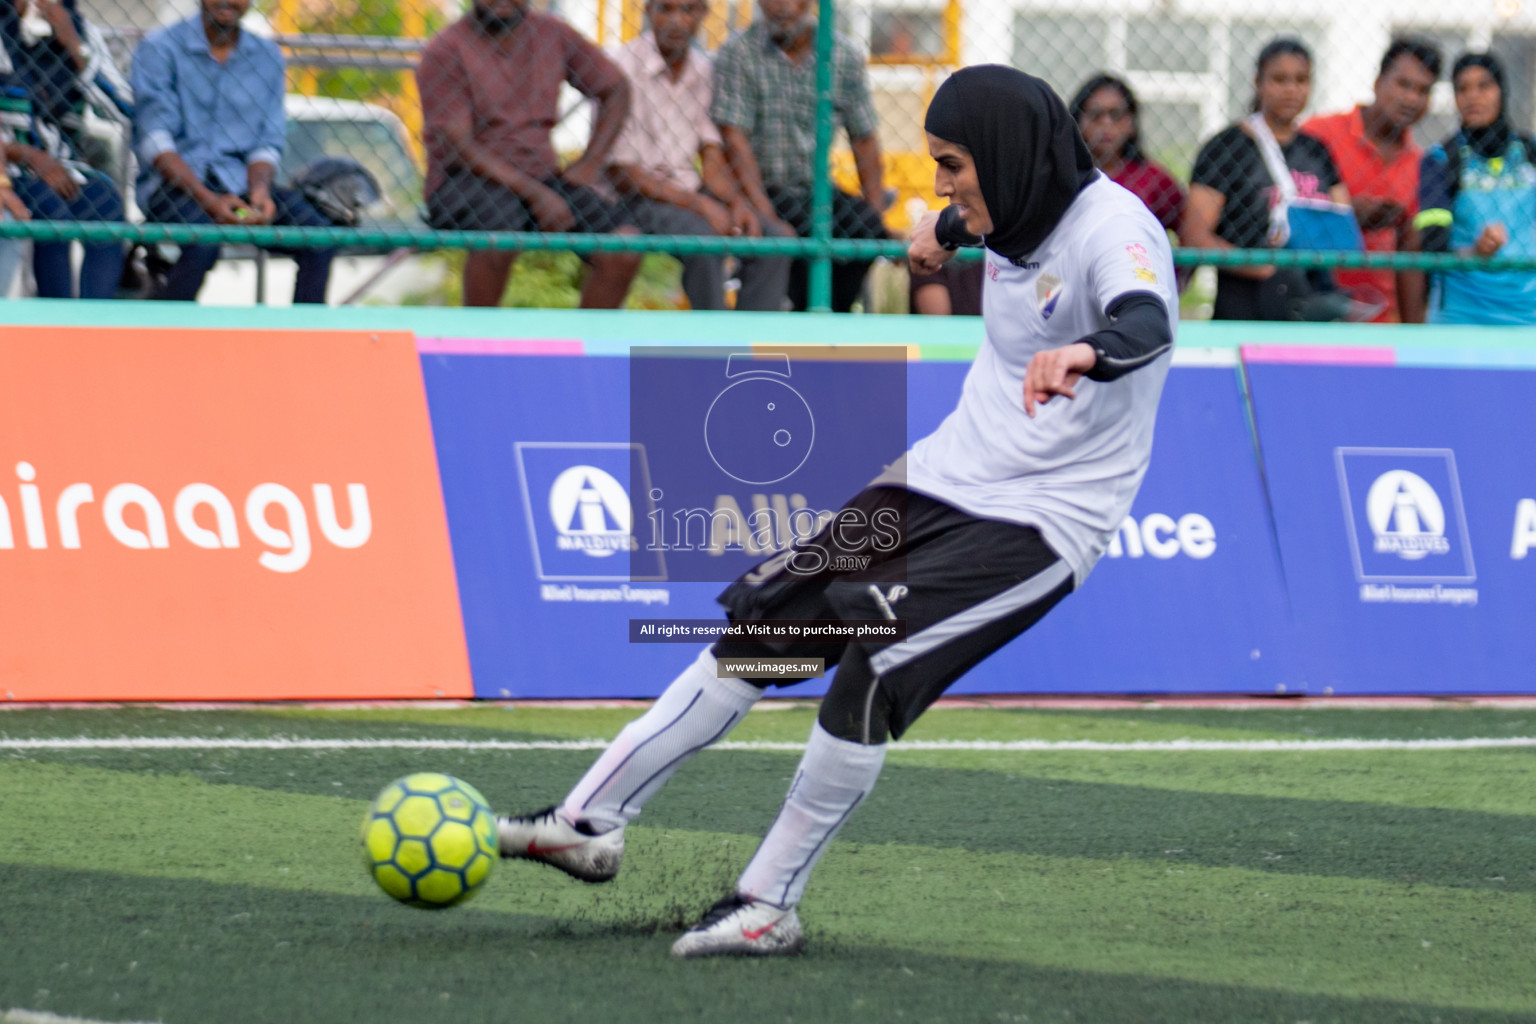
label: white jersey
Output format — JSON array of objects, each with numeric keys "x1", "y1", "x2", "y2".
[{"x1": 901, "y1": 175, "x2": 1177, "y2": 584}]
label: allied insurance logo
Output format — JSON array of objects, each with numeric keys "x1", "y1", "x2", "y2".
[
  {"x1": 514, "y1": 442, "x2": 665, "y2": 581},
  {"x1": 1335, "y1": 447, "x2": 1475, "y2": 583}
]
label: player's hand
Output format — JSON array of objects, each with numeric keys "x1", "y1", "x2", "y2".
[
  {"x1": 908, "y1": 210, "x2": 953, "y2": 276},
  {"x1": 203, "y1": 192, "x2": 253, "y2": 226},
  {"x1": 1023, "y1": 342, "x2": 1097, "y2": 418},
  {"x1": 1352, "y1": 196, "x2": 1404, "y2": 231},
  {"x1": 528, "y1": 185, "x2": 576, "y2": 233},
  {"x1": 729, "y1": 198, "x2": 760, "y2": 237},
  {"x1": 24, "y1": 150, "x2": 79, "y2": 200},
  {"x1": 1474, "y1": 222, "x2": 1507, "y2": 257},
  {"x1": 246, "y1": 189, "x2": 277, "y2": 225},
  {"x1": 559, "y1": 159, "x2": 601, "y2": 189},
  {"x1": 0, "y1": 185, "x2": 30, "y2": 221},
  {"x1": 36, "y1": 0, "x2": 75, "y2": 36},
  {"x1": 695, "y1": 194, "x2": 734, "y2": 236},
  {"x1": 765, "y1": 214, "x2": 797, "y2": 240}
]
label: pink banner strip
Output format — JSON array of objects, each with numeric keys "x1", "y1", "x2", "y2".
[
  {"x1": 1240, "y1": 344, "x2": 1396, "y2": 366},
  {"x1": 416, "y1": 337, "x2": 585, "y2": 356}
]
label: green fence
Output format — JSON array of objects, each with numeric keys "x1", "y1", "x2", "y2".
[{"x1": 7, "y1": 0, "x2": 1536, "y2": 310}]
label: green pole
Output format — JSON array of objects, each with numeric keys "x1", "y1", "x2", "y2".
[{"x1": 808, "y1": 0, "x2": 835, "y2": 312}]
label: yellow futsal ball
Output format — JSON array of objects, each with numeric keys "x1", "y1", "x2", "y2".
[{"x1": 361, "y1": 773, "x2": 498, "y2": 908}]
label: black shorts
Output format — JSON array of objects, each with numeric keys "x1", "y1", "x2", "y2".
[
  {"x1": 426, "y1": 170, "x2": 634, "y2": 234},
  {"x1": 714, "y1": 487, "x2": 1074, "y2": 741}
]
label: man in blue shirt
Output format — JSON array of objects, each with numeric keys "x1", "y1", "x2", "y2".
[{"x1": 131, "y1": 0, "x2": 334, "y2": 303}]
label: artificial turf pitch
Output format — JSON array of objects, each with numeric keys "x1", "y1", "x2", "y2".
[{"x1": 1, "y1": 703, "x2": 1534, "y2": 1023}]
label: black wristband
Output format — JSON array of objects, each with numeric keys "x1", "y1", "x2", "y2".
[{"x1": 935, "y1": 205, "x2": 983, "y2": 250}]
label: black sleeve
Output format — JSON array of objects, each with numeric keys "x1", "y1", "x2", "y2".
[
  {"x1": 1416, "y1": 147, "x2": 1456, "y2": 254},
  {"x1": 935, "y1": 204, "x2": 983, "y2": 250},
  {"x1": 1081, "y1": 292, "x2": 1173, "y2": 382}
]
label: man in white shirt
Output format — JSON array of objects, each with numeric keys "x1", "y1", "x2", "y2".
[
  {"x1": 607, "y1": 0, "x2": 790, "y2": 310},
  {"x1": 498, "y1": 66, "x2": 1176, "y2": 958}
]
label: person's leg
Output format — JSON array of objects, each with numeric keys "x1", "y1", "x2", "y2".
[
  {"x1": 629, "y1": 196, "x2": 724, "y2": 310},
  {"x1": 269, "y1": 186, "x2": 335, "y2": 305},
  {"x1": 767, "y1": 187, "x2": 811, "y2": 311},
  {"x1": 497, "y1": 485, "x2": 897, "y2": 881},
  {"x1": 427, "y1": 171, "x2": 529, "y2": 307},
  {"x1": 12, "y1": 174, "x2": 76, "y2": 298},
  {"x1": 144, "y1": 181, "x2": 220, "y2": 302},
  {"x1": 673, "y1": 499, "x2": 1075, "y2": 958},
  {"x1": 554, "y1": 180, "x2": 640, "y2": 309},
  {"x1": 71, "y1": 172, "x2": 126, "y2": 300},
  {"x1": 829, "y1": 190, "x2": 886, "y2": 313},
  {"x1": 495, "y1": 647, "x2": 765, "y2": 882},
  {"x1": 0, "y1": 211, "x2": 22, "y2": 298},
  {"x1": 736, "y1": 212, "x2": 793, "y2": 312}
]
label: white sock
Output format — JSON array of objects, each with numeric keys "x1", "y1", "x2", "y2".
[
  {"x1": 561, "y1": 647, "x2": 762, "y2": 832},
  {"x1": 736, "y1": 723, "x2": 886, "y2": 908}
]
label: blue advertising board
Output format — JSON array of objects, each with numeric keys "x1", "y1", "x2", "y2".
[
  {"x1": 947, "y1": 364, "x2": 1299, "y2": 695},
  {"x1": 423, "y1": 348, "x2": 1295, "y2": 698},
  {"x1": 1245, "y1": 358, "x2": 1536, "y2": 693}
]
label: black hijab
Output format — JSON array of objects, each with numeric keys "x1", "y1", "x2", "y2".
[
  {"x1": 1452, "y1": 52, "x2": 1511, "y2": 161},
  {"x1": 924, "y1": 64, "x2": 1097, "y2": 261}
]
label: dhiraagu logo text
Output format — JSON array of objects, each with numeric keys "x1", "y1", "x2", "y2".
[{"x1": 0, "y1": 460, "x2": 369, "y2": 573}]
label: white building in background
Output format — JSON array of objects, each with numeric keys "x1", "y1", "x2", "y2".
[{"x1": 551, "y1": 0, "x2": 1536, "y2": 172}]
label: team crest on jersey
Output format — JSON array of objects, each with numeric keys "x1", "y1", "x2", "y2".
[{"x1": 1036, "y1": 274, "x2": 1063, "y2": 320}]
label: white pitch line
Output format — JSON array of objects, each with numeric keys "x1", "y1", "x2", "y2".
[
  {"x1": 4, "y1": 1011, "x2": 164, "y2": 1024},
  {"x1": 3, "y1": 736, "x2": 1536, "y2": 752}
]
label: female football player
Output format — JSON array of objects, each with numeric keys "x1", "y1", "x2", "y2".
[{"x1": 498, "y1": 64, "x2": 1177, "y2": 957}]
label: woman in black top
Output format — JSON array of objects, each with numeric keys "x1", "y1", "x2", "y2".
[{"x1": 1185, "y1": 38, "x2": 1350, "y2": 319}]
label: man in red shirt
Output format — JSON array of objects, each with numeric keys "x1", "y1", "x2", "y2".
[
  {"x1": 418, "y1": 0, "x2": 640, "y2": 307},
  {"x1": 1303, "y1": 38, "x2": 1441, "y2": 322}
]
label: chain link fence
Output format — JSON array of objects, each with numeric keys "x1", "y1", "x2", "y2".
[{"x1": 2, "y1": 0, "x2": 1536, "y2": 316}]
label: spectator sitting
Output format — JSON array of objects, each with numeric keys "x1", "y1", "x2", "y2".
[
  {"x1": 1069, "y1": 74, "x2": 1185, "y2": 236},
  {"x1": 712, "y1": 0, "x2": 889, "y2": 312},
  {"x1": 131, "y1": 0, "x2": 335, "y2": 304},
  {"x1": 1416, "y1": 52, "x2": 1536, "y2": 326},
  {"x1": 1, "y1": 0, "x2": 124, "y2": 299},
  {"x1": 7, "y1": 0, "x2": 133, "y2": 176},
  {"x1": 1184, "y1": 38, "x2": 1351, "y2": 320},
  {"x1": 607, "y1": 0, "x2": 789, "y2": 311},
  {"x1": 418, "y1": 0, "x2": 640, "y2": 308},
  {"x1": 1303, "y1": 38, "x2": 1441, "y2": 323}
]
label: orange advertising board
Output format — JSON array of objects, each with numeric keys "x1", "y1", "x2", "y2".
[{"x1": 0, "y1": 327, "x2": 470, "y2": 701}]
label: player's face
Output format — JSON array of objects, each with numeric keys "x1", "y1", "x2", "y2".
[
  {"x1": 759, "y1": 0, "x2": 812, "y2": 44},
  {"x1": 475, "y1": 0, "x2": 530, "y2": 26},
  {"x1": 1077, "y1": 86, "x2": 1134, "y2": 167},
  {"x1": 1375, "y1": 55, "x2": 1435, "y2": 130},
  {"x1": 927, "y1": 133, "x2": 992, "y2": 236},
  {"x1": 648, "y1": 0, "x2": 705, "y2": 59},
  {"x1": 201, "y1": 0, "x2": 250, "y2": 30},
  {"x1": 1454, "y1": 65, "x2": 1502, "y2": 130},
  {"x1": 1255, "y1": 53, "x2": 1311, "y2": 126}
]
